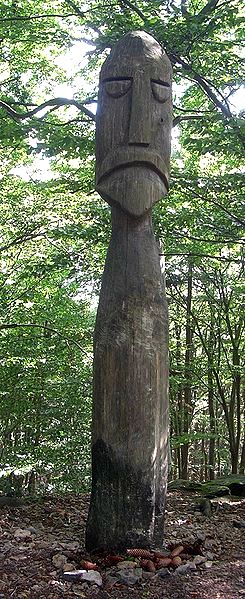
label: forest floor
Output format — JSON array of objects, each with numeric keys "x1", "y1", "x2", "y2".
[{"x1": 0, "y1": 490, "x2": 244, "y2": 599}]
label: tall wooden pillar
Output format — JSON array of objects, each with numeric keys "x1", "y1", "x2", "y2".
[{"x1": 86, "y1": 31, "x2": 172, "y2": 552}]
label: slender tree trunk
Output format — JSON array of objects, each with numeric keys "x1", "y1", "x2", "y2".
[
  {"x1": 204, "y1": 442, "x2": 208, "y2": 480},
  {"x1": 208, "y1": 324, "x2": 215, "y2": 480},
  {"x1": 173, "y1": 324, "x2": 182, "y2": 479},
  {"x1": 173, "y1": 447, "x2": 179, "y2": 479},
  {"x1": 240, "y1": 443, "x2": 245, "y2": 474},
  {"x1": 239, "y1": 384, "x2": 245, "y2": 474},
  {"x1": 176, "y1": 400, "x2": 182, "y2": 479},
  {"x1": 200, "y1": 437, "x2": 204, "y2": 482},
  {"x1": 231, "y1": 346, "x2": 241, "y2": 474},
  {"x1": 231, "y1": 452, "x2": 238, "y2": 474},
  {"x1": 217, "y1": 271, "x2": 242, "y2": 474},
  {"x1": 180, "y1": 261, "x2": 193, "y2": 480}
]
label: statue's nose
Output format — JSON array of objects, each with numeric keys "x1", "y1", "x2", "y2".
[{"x1": 128, "y1": 79, "x2": 151, "y2": 146}]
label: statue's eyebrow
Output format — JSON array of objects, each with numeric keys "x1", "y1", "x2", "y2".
[
  {"x1": 102, "y1": 76, "x2": 132, "y2": 82},
  {"x1": 151, "y1": 79, "x2": 170, "y2": 87},
  {"x1": 102, "y1": 77, "x2": 170, "y2": 87}
]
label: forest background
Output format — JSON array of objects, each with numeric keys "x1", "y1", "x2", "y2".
[{"x1": 0, "y1": 0, "x2": 244, "y2": 497}]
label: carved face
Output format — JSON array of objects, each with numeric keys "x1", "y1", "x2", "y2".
[{"x1": 96, "y1": 31, "x2": 172, "y2": 217}]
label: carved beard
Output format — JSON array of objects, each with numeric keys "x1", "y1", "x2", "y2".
[{"x1": 96, "y1": 148, "x2": 169, "y2": 217}]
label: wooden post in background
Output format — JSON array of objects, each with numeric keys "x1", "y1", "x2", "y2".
[{"x1": 86, "y1": 31, "x2": 172, "y2": 552}]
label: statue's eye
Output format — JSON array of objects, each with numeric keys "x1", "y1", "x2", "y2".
[
  {"x1": 151, "y1": 80, "x2": 170, "y2": 103},
  {"x1": 104, "y1": 78, "x2": 132, "y2": 98}
]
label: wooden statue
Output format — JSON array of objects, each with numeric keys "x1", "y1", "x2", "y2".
[{"x1": 86, "y1": 30, "x2": 172, "y2": 552}]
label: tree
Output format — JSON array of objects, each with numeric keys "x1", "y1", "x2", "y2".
[{"x1": 0, "y1": 0, "x2": 244, "y2": 489}]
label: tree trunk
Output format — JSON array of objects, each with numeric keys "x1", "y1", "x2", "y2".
[
  {"x1": 86, "y1": 207, "x2": 169, "y2": 552},
  {"x1": 239, "y1": 384, "x2": 245, "y2": 474},
  {"x1": 240, "y1": 442, "x2": 245, "y2": 474},
  {"x1": 208, "y1": 326, "x2": 215, "y2": 480},
  {"x1": 180, "y1": 261, "x2": 193, "y2": 480}
]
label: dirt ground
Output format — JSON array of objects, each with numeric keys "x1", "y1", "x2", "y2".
[{"x1": 0, "y1": 490, "x2": 244, "y2": 599}]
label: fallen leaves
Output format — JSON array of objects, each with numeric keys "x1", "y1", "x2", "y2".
[{"x1": 0, "y1": 491, "x2": 244, "y2": 598}]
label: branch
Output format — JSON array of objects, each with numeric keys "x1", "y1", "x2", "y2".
[
  {"x1": 173, "y1": 104, "x2": 214, "y2": 114},
  {"x1": 64, "y1": 0, "x2": 85, "y2": 18},
  {"x1": 173, "y1": 114, "x2": 204, "y2": 126},
  {"x1": 39, "y1": 117, "x2": 90, "y2": 127},
  {"x1": 170, "y1": 54, "x2": 232, "y2": 119},
  {"x1": 198, "y1": 0, "x2": 219, "y2": 16},
  {"x1": 170, "y1": 59, "x2": 244, "y2": 148},
  {"x1": 172, "y1": 176, "x2": 245, "y2": 227},
  {"x1": 0, "y1": 13, "x2": 77, "y2": 22},
  {"x1": 169, "y1": 229, "x2": 244, "y2": 245},
  {"x1": 119, "y1": 0, "x2": 148, "y2": 22},
  {"x1": 69, "y1": 36, "x2": 97, "y2": 46},
  {"x1": 0, "y1": 323, "x2": 91, "y2": 356},
  {"x1": 172, "y1": 64, "x2": 244, "y2": 149},
  {"x1": 162, "y1": 252, "x2": 240, "y2": 263},
  {"x1": 0, "y1": 97, "x2": 96, "y2": 122},
  {"x1": 64, "y1": 0, "x2": 102, "y2": 35},
  {"x1": 181, "y1": 0, "x2": 189, "y2": 15},
  {"x1": 10, "y1": 94, "x2": 97, "y2": 106},
  {"x1": 0, "y1": 228, "x2": 43, "y2": 253}
]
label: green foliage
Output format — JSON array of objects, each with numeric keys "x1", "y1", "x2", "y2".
[{"x1": 0, "y1": 0, "x2": 244, "y2": 490}]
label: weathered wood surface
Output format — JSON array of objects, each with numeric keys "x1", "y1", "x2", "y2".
[
  {"x1": 86, "y1": 208, "x2": 169, "y2": 550},
  {"x1": 96, "y1": 30, "x2": 172, "y2": 217},
  {"x1": 86, "y1": 31, "x2": 172, "y2": 552}
]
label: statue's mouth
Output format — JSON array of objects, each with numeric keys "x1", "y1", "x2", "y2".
[{"x1": 96, "y1": 146, "x2": 169, "y2": 191}]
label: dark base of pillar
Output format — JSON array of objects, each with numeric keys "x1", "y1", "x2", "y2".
[{"x1": 85, "y1": 439, "x2": 165, "y2": 553}]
